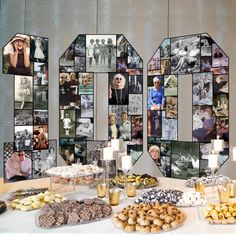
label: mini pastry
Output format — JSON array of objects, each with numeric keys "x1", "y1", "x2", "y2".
[{"x1": 124, "y1": 224, "x2": 135, "y2": 232}]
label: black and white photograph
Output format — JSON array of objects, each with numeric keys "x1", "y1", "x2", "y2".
[
  {"x1": 32, "y1": 140, "x2": 57, "y2": 178},
  {"x1": 128, "y1": 75, "x2": 142, "y2": 94},
  {"x1": 171, "y1": 35, "x2": 200, "y2": 74},
  {"x1": 34, "y1": 110, "x2": 48, "y2": 125},
  {"x1": 30, "y1": 36, "x2": 48, "y2": 62},
  {"x1": 14, "y1": 126, "x2": 33, "y2": 151},
  {"x1": 193, "y1": 105, "x2": 215, "y2": 142},
  {"x1": 34, "y1": 85, "x2": 48, "y2": 109},
  {"x1": 15, "y1": 109, "x2": 33, "y2": 126},
  {"x1": 128, "y1": 94, "x2": 142, "y2": 115},
  {"x1": 33, "y1": 125, "x2": 48, "y2": 150},
  {"x1": 127, "y1": 45, "x2": 142, "y2": 69},
  {"x1": 160, "y1": 156, "x2": 171, "y2": 177},
  {"x1": 3, "y1": 33, "x2": 32, "y2": 76},
  {"x1": 86, "y1": 35, "x2": 117, "y2": 72},
  {"x1": 216, "y1": 117, "x2": 229, "y2": 139},
  {"x1": 78, "y1": 73, "x2": 94, "y2": 94},
  {"x1": 59, "y1": 110, "x2": 76, "y2": 138},
  {"x1": 147, "y1": 110, "x2": 162, "y2": 137},
  {"x1": 60, "y1": 43, "x2": 75, "y2": 67},
  {"x1": 192, "y1": 72, "x2": 212, "y2": 105},
  {"x1": 15, "y1": 75, "x2": 33, "y2": 110},
  {"x1": 165, "y1": 96, "x2": 178, "y2": 119},
  {"x1": 60, "y1": 144, "x2": 75, "y2": 165},
  {"x1": 148, "y1": 48, "x2": 160, "y2": 71},
  {"x1": 59, "y1": 66, "x2": 74, "y2": 73},
  {"x1": 109, "y1": 73, "x2": 129, "y2": 105},
  {"x1": 76, "y1": 118, "x2": 94, "y2": 140},
  {"x1": 75, "y1": 35, "x2": 86, "y2": 57},
  {"x1": 74, "y1": 141, "x2": 87, "y2": 164},
  {"x1": 213, "y1": 74, "x2": 229, "y2": 94},
  {"x1": 160, "y1": 38, "x2": 170, "y2": 59},
  {"x1": 160, "y1": 59, "x2": 171, "y2": 75},
  {"x1": 159, "y1": 141, "x2": 172, "y2": 156},
  {"x1": 34, "y1": 62, "x2": 48, "y2": 85},
  {"x1": 200, "y1": 143, "x2": 212, "y2": 160},
  {"x1": 162, "y1": 111, "x2": 178, "y2": 140},
  {"x1": 199, "y1": 159, "x2": 209, "y2": 177},
  {"x1": 200, "y1": 33, "x2": 213, "y2": 57},
  {"x1": 171, "y1": 141, "x2": 200, "y2": 179},
  {"x1": 131, "y1": 116, "x2": 143, "y2": 139},
  {"x1": 213, "y1": 94, "x2": 229, "y2": 117},
  {"x1": 109, "y1": 105, "x2": 128, "y2": 127},
  {"x1": 212, "y1": 44, "x2": 229, "y2": 67},
  {"x1": 201, "y1": 56, "x2": 212, "y2": 72},
  {"x1": 127, "y1": 145, "x2": 143, "y2": 165},
  {"x1": 164, "y1": 74, "x2": 177, "y2": 96},
  {"x1": 81, "y1": 94, "x2": 93, "y2": 117},
  {"x1": 75, "y1": 57, "x2": 85, "y2": 72},
  {"x1": 117, "y1": 34, "x2": 129, "y2": 57}
]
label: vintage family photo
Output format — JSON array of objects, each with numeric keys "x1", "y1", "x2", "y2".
[
  {"x1": 147, "y1": 110, "x2": 162, "y2": 137},
  {"x1": 128, "y1": 94, "x2": 142, "y2": 115},
  {"x1": 34, "y1": 85, "x2": 48, "y2": 109},
  {"x1": 30, "y1": 36, "x2": 48, "y2": 63},
  {"x1": 162, "y1": 111, "x2": 178, "y2": 140},
  {"x1": 74, "y1": 141, "x2": 87, "y2": 164},
  {"x1": 76, "y1": 118, "x2": 94, "y2": 140},
  {"x1": 127, "y1": 45, "x2": 143, "y2": 69},
  {"x1": 79, "y1": 73, "x2": 94, "y2": 94},
  {"x1": 213, "y1": 74, "x2": 228, "y2": 94},
  {"x1": 213, "y1": 94, "x2": 229, "y2": 117},
  {"x1": 160, "y1": 38, "x2": 170, "y2": 59},
  {"x1": 33, "y1": 125, "x2": 48, "y2": 150},
  {"x1": 212, "y1": 44, "x2": 229, "y2": 67},
  {"x1": 128, "y1": 75, "x2": 143, "y2": 94},
  {"x1": 165, "y1": 96, "x2": 178, "y2": 119},
  {"x1": 59, "y1": 110, "x2": 76, "y2": 138},
  {"x1": 74, "y1": 35, "x2": 86, "y2": 57},
  {"x1": 164, "y1": 74, "x2": 177, "y2": 96},
  {"x1": 34, "y1": 110, "x2": 48, "y2": 125},
  {"x1": 117, "y1": 34, "x2": 129, "y2": 58},
  {"x1": 14, "y1": 126, "x2": 33, "y2": 151},
  {"x1": 148, "y1": 48, "x2": 160, "y2": 72},
  {"x1": 60, "y1": 43, "x2": 74, "y2": 67},
  {"x1": 34, "y1": 62, "x2": 48, "y2": 85},
  {"x1": 81, "y1": 94, "x2": 93, "y2": 117},
  {"x1": 15, "y1": 109, "x2": 33, "y2": 126}
]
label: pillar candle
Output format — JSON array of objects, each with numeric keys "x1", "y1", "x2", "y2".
[
  {"x1": 208, "y1": 154, "x2": 219, "y2": 169},
  {"x1": 111, "y1": 139, "x2": 120, "y2": 152},
  {"x1": 121, "y1": 155, "x2": 132, "y2": 171},
  {"x1": 232, "y1": 147, "x2": 236, "y2": 161},
  {"x1": 211, "y1": 136, "x2": 224, "y2": 153},
  {"x1": 103, "y1": 147, "x2": 113, "y2": 161}
]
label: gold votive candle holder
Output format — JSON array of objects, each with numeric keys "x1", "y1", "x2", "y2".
[
  {"x1": 126, "y1": 183, "x2": 136, "y2": 197},
  {"x1": 194, "y1": 182, "x2": 205, "y2": 195},
  {"x1": 228, "y1": 182, "x2": 236, "y2": 198},
  {"x1": 96, "y1": 183, "x2": 107, "y2": 198},
  {"x1": 218, "y1": 185, "x2": 230, "y2": 203},
  {"x1": 108, "y1": 188, "x2": 121, "y2": 206}
]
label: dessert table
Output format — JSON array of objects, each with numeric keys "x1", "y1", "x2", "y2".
[{"x1": 0, "y1": 177, "x2": 235, "y2": 234}]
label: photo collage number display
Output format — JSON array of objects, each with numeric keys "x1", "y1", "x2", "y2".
[
  {"x1": 59, "y1": 34, "x2": 143, "y2": 169},
  {"x1": 2, "y1": 34, "x2": 57, "y2": 182},
  {"x1": 147, "y1": 33, "x2": 229, "y2": 179}
]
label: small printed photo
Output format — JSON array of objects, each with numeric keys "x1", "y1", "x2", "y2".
[
  {"x1": 129, "y1": 75, "x2": 143, "y2": 94},
  {"x1": 200, "y1": 33, "x2": 213, "y2": 57},
  {"x1": 15, "y1": 109, "x2": 33, "y2": 126},
  {"x1": 3, "y1": 34, "x2": 32, "y2": 76},
  {"x1": 147, "y1": 137, "x2": 161, "y2": 145},
  {"x1": 76, "y1": 118, "x2": 94, "y2": 140},
  {"x1": 117, "y1": 57, "x2": 128, "y2": 72},
  {"x1": 59, "y1": 110, "x2": 76, "y2": 138},
  {"x1": 160, "y1": 141, "x2": 171, "y2": 156},
  {"x1": 127, "y1": 45, "x2": 142, "y2": 69},
  {"x1": 33, "y1": 125, "x2": 48, "y2": 150},
  {"x1": 127, "y1": 145, "x2": 143, "y2": 165},
  {"x1": 30, "y1": 36, "x2": 48, "y2": 62},
  {"x1": 164, "y1": 74, "x2": 177, "y2": 96},
  {"x1": 34, "y1": 62, "x2": 48, "y2": 85},
  {"x1": 171, "y1": 141, "x2": 200, "y2": 179},
  {"x1": 79, "y1": 73, "x2": 94, "y2": 94},
  {"x1": 160, "y1": 59, "x2": 171, "y2": 75},
  {"x1": 32, "y1": 140, "x2": 57, "y2": 178},
  {"x1": 34, "y1": 110, "x2": 48, "y2": 125},
  {"x1": 86, "y1": 35, "x2": 117, "y2": 72},
  {"x1": 75, "y1": 57, "x2": 85, "y2": 72},
  {"x1": 4, "y1": 148, "x2": 32, "y2": 182},
  {"x1": 147, "y1": 75, "x2": 164, "y2": 110},
  {"x1": 75, "y1": 141, "x2": 87, "y2": 164},
  {"x1": 117, "y1": 34, "x2": 129, "y2": 57},
  {"x1": 162, "y1": 111, "x2": 177, "y2": 140},
  {"x1": 75, "y1": 35, "x2": 86, "y2": 57},
  {"x1": 59, "y1": 43, "x2": 75, "y2": 67},
  {"x1": 34, "y1": 85, "x2": 48, "y2": 109},
  {"x1": 213, "y1": 94, "x2": 228, "y2": 117},
  {"x1": 108, "y1": 112, "x2": 121, "y2": 140},
  {"x1": 211, "y1": 66, "x2": 229, "y2": 75},
  {"x1": 127, "y1": 69, "x2": 143, "y2": 76},
  {"x1": 148, "y1": 48, "x2": 160, "y2": 71},
  {"x1": 109, "y1": 73, "x2": 129, "y2": 105},
  {"x1": 59, "y1": 138, "x2": 75, "y2": 146},
  {"x1": 201, "y1": 56, "x2": 212, "y2": 72},
  {"x1": 216, "y1": 117, "x2": 229, "y2": 139},
  {"x1": 159, "y1": 156, "x2": 171, "y2": 177},
  {"x1": 128, "y1": 94, "x2": 142, "y2": 115},
  {"x1": 213, "y1": 74, "x2": 228, "y2": 94},
  {"x1": 171, "y1": 35, "x2": 200, "y2": 74},
  {"x1": 15, "y1": 75, "x2": 33, "y2": 110},
  {"x1": 131, "y1": 116, "x2": 143, "y2": 139},
  {"x1": 119, "y1": 111, "x2": 131, "y2": 141},
  {"x1": 147, "y1": 110, "x2": 162, "y2": 137},
  {"x1": 59, "y1": 66, "x2": 74, "y2": 73},
  {"x1": 200, "y1": 143, "x2": 212, "y2": 160},
  {"x1": 193, "y1": 105, "x2": 215, "y2": 142},
  {"x1": 212, "y1": 44, "x2": 229, "y2": 67},
  {"x1": 165, "y1": 96, "x2": 178, "y2": 119},
  {"x1": 192, "y1": 72, "x2": 212, "y2": 105},
  {"x1": 81, "y1": 94, "x2": 93, "y2": 117},
  {"x1": 160, "y1": 38, "x2": 170, "y2": 59},
  {"x1": 148, "y1": 144, "x2": 161, "y2": 166},
  {"x1": 60, "y1": 145, "x2": 75, "y2": 165},
  {"x1": 14, "y1": 126, "x2": 33, "y2": 151}
]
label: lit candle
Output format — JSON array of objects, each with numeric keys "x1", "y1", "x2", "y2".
[
  {"x1": 103, "y1": 147, "x2": 113, "y2": 161},
  {"x1": 232, "y1": 147, "x2": 236, "y2": 161},
  {"x1": 211, "y1": 136, "x2": 224, "y2": 153},
  {"x1": 208, "y1": 153, "x2": 219, "y2": 169},
  {"x1": 111, "y1": 139, "x2": 120, "y2": 152},
  {"x1": 121, "y1": 155, "x2": 132, "y2": 171}
]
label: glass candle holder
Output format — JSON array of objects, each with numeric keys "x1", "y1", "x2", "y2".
[
  {"x1": 194, "y1": 182, "x2": 205, "y2": 195},
  {"x1": 126, "y1": 182, "x2": 136, "y2": 197},
  {"x1": 218, "y1": 185, "x2": 230, "y2": 203},
  {"x1": 228, "y1": 182, "x2": 236, "y2": 198},
  {"x1": 96, "y1": 183, "x2": 107, "y2": 198},
  {"x1": 108, "y1": 188, "x2": 121, "y2": 206}
]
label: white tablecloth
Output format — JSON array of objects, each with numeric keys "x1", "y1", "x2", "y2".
[{"x1": 0, "y1": 177, "x2": 235, "y2": 235}]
